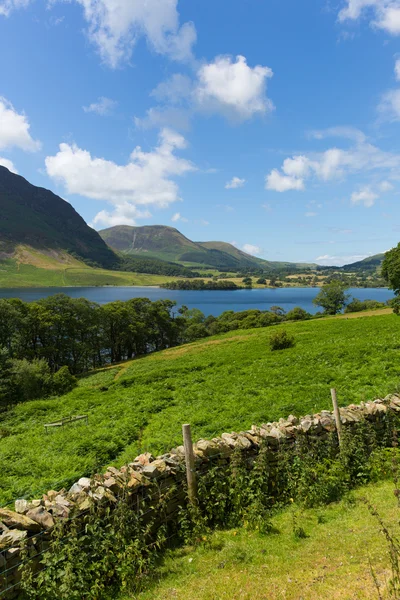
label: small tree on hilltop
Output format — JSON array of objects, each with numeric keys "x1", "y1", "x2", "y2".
[{"x1": 313, "y1": 281, "x2": 350, "y2": 315}]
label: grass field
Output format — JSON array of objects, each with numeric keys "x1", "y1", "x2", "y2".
[
  {"x1": 0, "y1": 256, "x2": 176, "y2": 287},
  {"x1": 124, "y1": 479, "x2": 398, "y2": 600},
  {"x1": 1, "y1": 312, "x2": 400, "y2": 504}
]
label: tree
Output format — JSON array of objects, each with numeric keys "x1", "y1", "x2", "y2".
[
  {"x1": 256, "y1": 277, "x2": 267, "y2": 285},
  {"x1": 242, "y1": 277, "x2": 253, "y2": 287},
  {"x1": 313, "y1": 281, "x2": 350, "y2": 315},
  {"x1": 382, "y1": 244, "x2": 400, "y2": 295}
]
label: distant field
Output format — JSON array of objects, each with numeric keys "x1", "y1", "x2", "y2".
[
  {"x1": 0, "y1": 312, "x2": 399, "y2": 504},
  {"x1": 0, "y1": 257, "x2": 177, "y2": 288},
  {"x1": 129, "y1": 479, "x2": 396, "y2": 600}
]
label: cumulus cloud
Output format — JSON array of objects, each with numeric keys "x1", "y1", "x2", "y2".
[
  {"x1": 171, "y1": 212, "x2": 188, "y2": 222},
  {"x1": 265, "y1": 130, "x2": 400, "y2": 193},
  {"x1": 92, "y1": 205, "x2": 152, "y2": 228},
  {"x1": 351, "y1": 186, "x2": 379, "y2": 207},
  {"x1": 0, "y1": 0, "x2": 31, "y2": 16},
  {"x1": 379, "y1": 180, "x2": 394, "y2": 191},
  {"x1": 194, "y1": 55, "x2": 273, "y2": 121},
  {"x1": 151, "y1": 73, "x2": 193, "y2": 105},
  {"x1": 242, "y1": 243, "x2": 262, "y2": 256},
  {"x1": 225, "y1": 176, "x2": 245, "y2": 189},
  {"x1": 83, "y1": 96, "x2": 117, "y2": 116},
  {"x1": 0, "y1": 157, "x2": 18, "y2": 173},
  {"x1": 0, "y1": 97, "x2": 40, "y2": 152},
  {"x1": 72, "y1": 0, "x2": 196, "y2": 68},
  {"x1": 134, "y1": 107, "x2": 191, "y2": 131},
  {"x1": 378, "y1": 88, "x2": 400, "y2": 121},
  {"x1": 339, "y1": 0, "x2": 400, "y2": 35},
  {"x1": 45, "y1": 128, "x2": 196, "y2": 226}
]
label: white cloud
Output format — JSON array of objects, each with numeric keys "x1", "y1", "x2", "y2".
[
  {"x1": 73, "y1": 0, "x2": 196, "y2": 68},
  {"x1": 242, "y1": 243, "x2": 262, "y2": 256},
  {"x1": 265, "y1": 169, "x2": 305, "y2": 192},
  {"x1": 338, "y1": 0, "x2": 400, "y2": 35},
  {"x1": 378, "y1": 88, "x2": 400, "y2": 121},
  {"x1": 0, "y1": 157, "x2": 18, "y2": 173},
  {"x1": 0, "y1": 0, "x2": 31, "y2": 17},
  {"x1": 395, "y1": 58, "x2": 400, "y2": 80},
  {"x1": 266, "y1": 130, "x2": 400, "y2": 193},
  {"x1": 171, "y1": 211, "x2": 188, "y2": 222},
  {"x1": 134, "y1": 107, "x2": 191, "y2": 131},
  {"x1": 0, "y1": 97, "x2": 40, "y2": 151},
  {"x1": 379, "y1": 180, "x2": 394, "y2": 191},
  {"x1": 351, "y1": 186, "x2": 379, "y2": 207},
  {"x1": 46, "y1": 128, "x2": 196, "y2": 226},
  {"x1": 315, "y1": 253, "x2": 371, "y2": 267},
  {"x1": 92, "y1": 205, "x2": 151, "y2": 228},
  {"x1": 305, "y1": 212, "x2": 317, "y2": 217},
  {"x1": 151, "y1": 73, "x2": 193, "y2": 105},
  {"x1": 194, "y1": 55, "x2": 274, "y2": 121},
  {"x1": 225, "y1": 176, "x2": 245, "y2": 189},
  {"x1": 83, "y1": 96, "x2": 117, "y2": 116}
]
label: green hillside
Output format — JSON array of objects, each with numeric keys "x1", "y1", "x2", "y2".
[
  {"x1": 342, "y1": 253, "x2": 385, "y2": 272},
  {"x1": 0, "y1": 311, "x2": 398, "y2": 504},
  {"x1": 0, "y1": 166, "x2": 117, "y2": 268},
  {"x1": 99, "y1": 225, "x2": 315, "y2": 271}
]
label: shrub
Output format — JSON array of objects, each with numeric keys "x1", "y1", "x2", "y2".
[
  {"x1": 269, "y1": 330, "x2": 295, "y2": 351},
  {"x1": 286, "y1": 307, "x2": 310, "y2": 321},
  {"x1": 52, "y1": 366, "x2": 78, "y2": 396}
]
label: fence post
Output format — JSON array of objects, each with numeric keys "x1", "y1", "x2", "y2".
[
  {"x1": 182, "y1": 424, "x2": 197, "y2": 504},
  {"x1": 330, "y1": 388, "x2": 343, "y2": 447}
]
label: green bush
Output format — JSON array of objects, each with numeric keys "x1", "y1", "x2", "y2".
[
  {"x1": 269, "y1": 330, "x2": 295, "y2": 351},
  {"x1": 52, "y1": 366, "x2": 78, "y2": 396}
]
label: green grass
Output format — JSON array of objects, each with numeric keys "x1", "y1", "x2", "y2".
[
  {"x1": 122, "y1": 479, "x2": 397, "y2": 600},
  {"x1": 0, "y1": 257, "x2": 176, "y2": 287},
  {"x1": 1, "y1": 313, "x2": 400, "y2": 503}
]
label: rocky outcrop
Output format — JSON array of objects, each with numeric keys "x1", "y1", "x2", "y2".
[{"x1": 1, "y1": 393, "x2": 399, "y2": 598}]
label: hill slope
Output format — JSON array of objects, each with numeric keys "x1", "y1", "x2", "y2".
[
  {"x1": 99, "y1": 225, "x2": 315, "y2": 271},
  {"x1": 0, "y1": 312, "x2": 397, "y2": 503},
  {"x1": 342, "y1": 253, "x2": 385, "y2": 272},
  {"x1": 0, "y1": 166, "x2": 117, "y2": 268}
]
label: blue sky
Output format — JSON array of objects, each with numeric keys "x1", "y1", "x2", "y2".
[{"x1": 1, "y1": 0, "x2": 400, "y2": 265}]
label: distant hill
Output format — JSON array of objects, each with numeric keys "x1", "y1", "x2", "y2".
[
  {"x1": 100, "y1": 225, "x2": 314, "y2": 272},
  {"x1": 0, "y1": 166, "x2": 117, "y2": 269},
  {"x1": 342, "y1": 254, "x2": 385, "y2": 272}
]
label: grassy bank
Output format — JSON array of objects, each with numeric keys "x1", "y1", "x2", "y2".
[
  {"x1": 0, "y1": 311, "x2": 399, "y2": 504},
  {"x1": 125, "y1": 479, "x2": 397, "y2": 600},
  {"x1": 0, "y1": 257, "x2": 177, "y2": 287}
]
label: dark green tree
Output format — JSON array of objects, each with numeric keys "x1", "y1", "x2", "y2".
[
  {"x1": 313, "y1": 281, "x2": 350, "y2": 315},
  {"x1": 382, "y1": 243, "x2": 400, "y2": 295}
]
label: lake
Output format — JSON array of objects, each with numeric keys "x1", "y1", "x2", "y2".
[{"x1": 0, "y1": 286, "x2": 394, "y2": 317}]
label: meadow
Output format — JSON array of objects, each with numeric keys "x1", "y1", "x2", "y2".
[
  {"x1": 127, "y1": 479, "x2": 398, "y2": 600},
  {"x1": 0, "y1": 257, "x2": 176, "y2": 287},
  {"x1": 1, "y1": 312, "x2": 400, "y2": 505}
]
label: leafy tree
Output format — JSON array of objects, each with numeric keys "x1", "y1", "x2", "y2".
[
  {"x1": 256, "y1": 277, "x2": 267, "y2": 285},
  {"x1": 11, "y1": 358, "x2": 53, "y2": 402},
  {"x1": 286, "y1": 307, "x2": 310, "y2": 321},
  {"x1": 52, "y1": 366, "x2": 77, "y2": 396},
  {"x1": 242, "y1": 277, "x2": 253, "y2": 287},
  {"x1": 382, "y1": 244, "x2": 400, "y2": 295},
  {"x1": 313, "y1": 281, "x2": 350, "y2": 315}
]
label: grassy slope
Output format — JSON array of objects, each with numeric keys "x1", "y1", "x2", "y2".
[
  {"x1": 129, "y1": 480, "x2": 396, "y2": 600},
  {"x1": 0, "y1": 255, "x2": 177, "y2": 288},
  {"x1": 0, "y1": 312, "x2": 399, "y2": 503}
]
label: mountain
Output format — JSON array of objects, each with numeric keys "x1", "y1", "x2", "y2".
[
  {"x1": 342, "y1": 254, "x2": 385, "y2": 272},
  {"x1": 99, "y1": 225, "x2": 315, "y2": 272},
  {"x1": 0, "y1": 166, "x2": 117, "y2": 268}
]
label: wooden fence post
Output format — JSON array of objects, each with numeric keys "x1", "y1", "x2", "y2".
[
  {"x1": 330, "y1": 388, "x2": 343, "y2": 447},
  {"x1": 182, "y1": 424, "x2": 197, "y2": 504}
]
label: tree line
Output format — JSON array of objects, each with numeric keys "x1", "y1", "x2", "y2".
[{"x1": 0, "y1": 284, "x2": 391, "y2": 408}]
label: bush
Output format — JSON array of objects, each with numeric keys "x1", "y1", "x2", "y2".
[
  {"x1": 269, "y1": 330, "x2": 295, "y2": 351},
  {"x1": 52, "y1": 366, "x2": 78, "y2": 396},
  {"x1": 286, "y1": 307, "x2": 310, "y2": 321}
]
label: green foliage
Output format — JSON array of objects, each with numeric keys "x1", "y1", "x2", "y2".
[
  {"x1": 344, "y1": 298, "x2": 386, "y2": 313},
  {"x1": 11, "y1": 358, "x2": 53, "y2": 402},
  {"x1": 313, "y1": 280, "x2": 350, "y2": 315},
  {"x1": 286, "y1": 307, "x2": 310, "y2": 321},
  {"x1": 383, "y1": 243, "x2": 400, "y2": 294},
  {"x1": 269, "y1": 329, "x2": 295, "y2": 351},
  {"x1": 161, "y1": 279, "x2": 241, "y2": 290},
  {"x1": 1, "y1": 314, "x2": 400, "y2": 503},
  {"x1": 52, "y1": 366, "x2": 78, "y2": 396}
]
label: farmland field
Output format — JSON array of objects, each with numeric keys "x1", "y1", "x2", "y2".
[{"x1": 1, "y1": 312, "x2": 400, "y2": 504}]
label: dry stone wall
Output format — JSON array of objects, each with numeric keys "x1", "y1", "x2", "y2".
[{"x1": 1, "y1": 393, "x2": 400, "y2": 598}]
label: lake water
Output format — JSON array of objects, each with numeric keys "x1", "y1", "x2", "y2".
[{"x1": 0, "y1": 286, "x2": 394, "y2": 317}]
